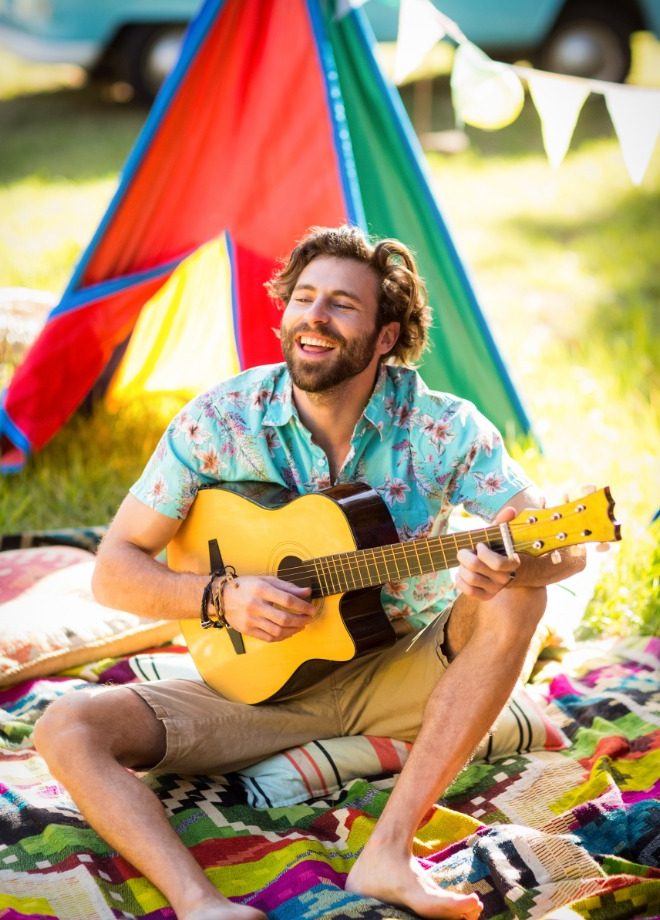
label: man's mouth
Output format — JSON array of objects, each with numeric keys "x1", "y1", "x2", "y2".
[{"x1": 297, "y1": 334, "x2": 338, "y2": 354}]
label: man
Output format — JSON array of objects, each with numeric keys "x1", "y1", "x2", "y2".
[{"x1": 35, "y1": 225, "x2": 586, "y2": 920}]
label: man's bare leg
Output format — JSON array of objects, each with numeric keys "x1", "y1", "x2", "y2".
[
  {"x1": 33, "y1": 688, "x2": 266, "y2": 920},
  {"x1": 346, "y1": 584, "x2": 547, "y2": 919}
]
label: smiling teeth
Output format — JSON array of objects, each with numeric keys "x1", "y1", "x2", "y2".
[{"x1": 300, "y1": 335, "x2": 334, "y2": 347}]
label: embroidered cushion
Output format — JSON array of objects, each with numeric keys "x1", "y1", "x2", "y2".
[{"x1": 0, "y1": 547, "x2": 179, "y2": 688}]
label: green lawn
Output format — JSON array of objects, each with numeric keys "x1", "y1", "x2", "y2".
[{"x1": 0, "y1": 48, "x2": 658, "y2": 635}]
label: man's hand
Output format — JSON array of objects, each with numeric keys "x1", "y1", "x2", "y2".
[
  {"x1": 455, "y1": 506, "x2": 521, "y2": 600},
  {"x1": 221, "y1": 575, "x2": 314, "y2": 642}
]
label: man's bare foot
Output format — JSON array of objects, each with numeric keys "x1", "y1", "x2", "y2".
[
  {"x1": 346, "y1": 852, "x2": 482, "y2": 919},
  {"x1": 181, "y1": 896, "x2": 267, "y2": 920}
]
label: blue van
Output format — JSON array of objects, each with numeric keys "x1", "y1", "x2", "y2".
[
  {"x1": 368, "y1": 0, "x2": 660, "y2": 81},
  {"x1": 1, "y1": 0, "x2": 658, "y2": 100}
]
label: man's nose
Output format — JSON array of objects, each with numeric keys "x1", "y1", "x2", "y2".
[{"x1": 304, "y1": 294, "x2": 331, "y2": 323}]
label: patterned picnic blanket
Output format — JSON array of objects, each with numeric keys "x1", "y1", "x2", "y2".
[{"x1": 0, "y1": 636, "x2": 658, "y2": 919}]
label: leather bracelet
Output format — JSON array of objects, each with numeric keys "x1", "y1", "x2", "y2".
[
  {"x1": 201, "y1": 571, "x2": 222, "y2": 629},
  {"x1": 200, "y1": 569, "x2": 237, "y2": 630}
]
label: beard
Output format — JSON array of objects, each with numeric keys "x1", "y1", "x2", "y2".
[{"x1": 280, "y1": 322, "x2": 381, "y2": 393}]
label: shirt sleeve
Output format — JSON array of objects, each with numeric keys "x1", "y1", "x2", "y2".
[
  {"x1": 446, "y1": 403, "x2": 532, "y2": 521},
  {"x1": 130, "y1": 401, "x2": 224, "y2": 519}
]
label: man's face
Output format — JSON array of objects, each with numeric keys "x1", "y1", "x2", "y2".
[{"x1": 280, "y1": 256, "x2": 395, "y2": 393}]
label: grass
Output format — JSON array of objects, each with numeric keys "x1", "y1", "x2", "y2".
[
  {"x1": 0, "y1": 48, "x2": 658, "y2": 635},
  {"x1": 0, "y1": 56, "x2": 145, "y2": 292},
  {"x1": 0, "y1": 399, "x2": 183, "y2": 531},
  {"x1": 577, "y1": 520, "x2": 660, "y2": 639}
]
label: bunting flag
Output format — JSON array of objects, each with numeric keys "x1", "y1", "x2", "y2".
[
  {"x1": 526, "y1": 72, "x2": 591, "y2": 168},
  {"x1": 390, "y1": 0, "x2": 659, "y2": 181},
  {"x1": 393, "y1": 0, "x2": 446, "y2": 84},
  {"x1": 451, "y1": 42, "x2": 524, "y2": 131},
  {"x1": 604, "y1": 84, "x2": 660, "y2": 185}
]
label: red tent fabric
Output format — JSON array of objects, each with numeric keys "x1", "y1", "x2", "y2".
[{"x1": 1, "y1": 0, "x2": 357, "y2": 468}]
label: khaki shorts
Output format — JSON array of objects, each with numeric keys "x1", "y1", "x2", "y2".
[{"x1": 130, "y1": 610, "x2": 452, "y2": 775}]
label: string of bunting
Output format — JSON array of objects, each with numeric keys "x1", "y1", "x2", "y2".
[{"x1": 337, "y1": 0, "x2": 660, "y2": 185}]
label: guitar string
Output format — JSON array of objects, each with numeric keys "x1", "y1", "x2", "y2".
[
  {"x1": 278, "y1": 544, "x2": 567, "y2": 594},
  {"x1": 217, "y1": 506, "x2": 605, "y2": 586},
  {"x1": 279, "y1": 505, "x2": 598, "y2": 572},
  {"x1": 272, "y1": 532, "x2": 599, "y2": 587}
]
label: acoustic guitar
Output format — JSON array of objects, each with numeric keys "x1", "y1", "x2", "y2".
[{"x1": 167, "y1": 481, "x2": 620, "y2": 704}]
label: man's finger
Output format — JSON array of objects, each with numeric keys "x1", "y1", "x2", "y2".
[
  {"x1": 268, "y1": 576, "x2": 313, "y2": 597},
  {"x1": 457, "y1": 564, "x2": 508, "y2": 592},
  {"x1": 254, "y1": 616, "x2": 307, "y2": 641},
  {"x1": 475, "y1": 543, "x2": 520, "y2": 572},
  {"x1": 456, "y1": 548, "x2": 519, "y2": 585},
  {"x1": 493, "y1": 505, "x2": 517, "y2": 525},
  {"x1": 264, "y1": 584, "x2": 315, "y2": 615},
  {"x1": 249, "y1": 624, "x2": 302, "y2": 643},
  {"x1": 455, "y1": 573, "x2": 499, "y2": 600}
]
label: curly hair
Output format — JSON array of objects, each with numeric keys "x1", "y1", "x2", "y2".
[{"x1": 266, "y1": 225, "x2": 432, "y2": 366}]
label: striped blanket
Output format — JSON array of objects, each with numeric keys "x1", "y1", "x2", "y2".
[{"x1": 0, "y1": 636, "x2": 658, "y2": 919}]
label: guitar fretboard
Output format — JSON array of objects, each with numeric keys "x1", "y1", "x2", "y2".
[{"x1": 285, "y1": 526, "x2": 503, "y2": 597}]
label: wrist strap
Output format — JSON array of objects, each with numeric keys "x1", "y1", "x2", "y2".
[{"x1": 200, "y1": 567, "x2": 236, "y2": 630}]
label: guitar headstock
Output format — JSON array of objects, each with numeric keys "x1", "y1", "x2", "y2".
[{"x1": 510, "y1": 487, "x2": 621, "y2": 557}]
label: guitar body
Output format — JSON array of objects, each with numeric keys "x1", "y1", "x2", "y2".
[{"x1": 168, "y1": 482, "x2": 399, "y2": 703}]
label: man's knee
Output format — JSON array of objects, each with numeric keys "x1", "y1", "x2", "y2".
[
  {"x1": 485, "y1": 587, "x2": 548, "y2": 669},
  {"x1": 447, "y1": 585, "x2": 547, "y2": 657},
  {"x1": 33, "y1": 687, "x2": 165, "y2": 770},
  {"x1": 501, "y1": 582, "x2": 546, "y2": 617}
]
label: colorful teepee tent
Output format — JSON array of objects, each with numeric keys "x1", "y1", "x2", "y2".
[{"x1": 0, "y1": 0, "x2": 530, "y2": 473}]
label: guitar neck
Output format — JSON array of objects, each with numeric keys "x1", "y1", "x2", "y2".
[
  {"x1": 292, "y1": 487, "x2": 618, "y2": 597},
  {"x1": 305, "y1": 525, "x2": 502, "y2": 597}
]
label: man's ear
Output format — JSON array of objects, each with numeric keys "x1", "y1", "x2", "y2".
[{"x1": 378, "y1": 322, "x2": 400, "y2": 356}]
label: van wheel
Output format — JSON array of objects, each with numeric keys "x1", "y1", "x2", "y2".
[
  {"x1": 121, "y1": 24, "x2": 186, "y2": 103},
  {"x1": 537, "y1": 1, "x2": 637, "y2": 82}
]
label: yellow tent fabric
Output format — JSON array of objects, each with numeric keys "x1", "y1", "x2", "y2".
[{"x1": 106, "y1": 237, "x2": 239, "y2": 410}]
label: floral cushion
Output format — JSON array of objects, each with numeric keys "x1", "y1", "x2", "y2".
[
  {"x1": 0, "y1": 547, "x2": 180, "y2": 688},
  {"x1": 0, "y1": 545, "x2": 93, "y2": 602}
]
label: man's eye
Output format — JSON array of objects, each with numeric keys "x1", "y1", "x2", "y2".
[{"x1": 333, "y1": 301, "x2": 354, "y2": 310}]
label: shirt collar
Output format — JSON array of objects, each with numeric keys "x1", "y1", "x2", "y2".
[
  {"x1": 262, "y1": 363, "x2": 395, "y2": 437},
  {"x1": 262, "y1": 365, "x2": 295, "y2": 427},
  {"x1": 363, "y1": 364, "x2": 393, "y2": 439}
]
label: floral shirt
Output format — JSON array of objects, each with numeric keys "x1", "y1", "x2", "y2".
[{"x1": 131, "y1": 363, "x2": 531, "y2": 629}]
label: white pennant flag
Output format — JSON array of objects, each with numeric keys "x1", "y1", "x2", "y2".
[
  {"x1": 527, "y1": 71, "x2": 590, "y2": 169},
  {"x1": 394, "y1": 0, "x2": 446, "y2": 85},
  {"x1": 604, "y1": 85, "x2": 660, "y2": 186},
  {"x1": 334, "y1": 0, "x2": 369, "y2": 20},
  {"x1": 451, "y1": 43, "x2": 524, "y2": 131}
]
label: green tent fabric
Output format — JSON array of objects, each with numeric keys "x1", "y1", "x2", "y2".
[{"x1": 330, "y1": 10, "x2": 529, "y2": 438}]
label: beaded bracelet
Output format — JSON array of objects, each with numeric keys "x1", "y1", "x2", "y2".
[{"x1": 200, "y1": 568, "x2": 237, "y2": 630}]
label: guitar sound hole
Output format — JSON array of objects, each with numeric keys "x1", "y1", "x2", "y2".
[{"x1": 278, "y1": 555, "x2": 322, "y2": 596}]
